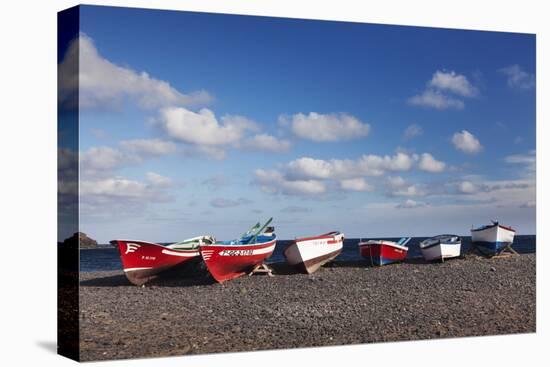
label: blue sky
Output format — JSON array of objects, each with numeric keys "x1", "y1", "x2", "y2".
[{"x1": 64, "y1": 5, "x2": 536, "y2": 242}]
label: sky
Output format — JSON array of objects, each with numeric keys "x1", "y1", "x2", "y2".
[{"x1": 61, "y1": 5, "x2": 536, "y2": 243}]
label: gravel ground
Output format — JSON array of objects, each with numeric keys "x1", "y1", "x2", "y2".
[{"x1": 79, "y1": 253, "x2": 536, "y2": 361}]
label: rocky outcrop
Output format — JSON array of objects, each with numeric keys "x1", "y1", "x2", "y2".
[{"x1": 61, "y1": 232, "x2": 98, "y2": 248}]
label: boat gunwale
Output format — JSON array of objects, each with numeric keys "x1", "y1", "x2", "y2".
[
  {"x1": 471, "y1": 223, "x2": 516, "y2": 233},
  {"x1": 294, "y1": 231, "x2": 342, "y2": 243},
  {"x1": 358, "y1": 240, "x2": 409, "y2": 252},
  {"x1": 201, "y1": 237, "x2": 277, "y2": 249},
  {"x1": 110, "y1": 239, "x2": 201, "y2": 253},
  {"x1": 419, "y1": 235, "x2": 461, "y2": 249}
]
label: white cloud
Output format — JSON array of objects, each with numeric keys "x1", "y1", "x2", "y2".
[
  {"x1": 408, "y1": 89, "x2": 464, "y2": 110},
  {"x1": 191, "y1": 145, "x2": 227, "y2": 160},
  {"x1": 281, "y1": 112, "x2": 370, "y2": 142},
  {"x1": 428, "y1": 70, "x2": 478, "y2": 97},
  {"x1": 254, "y1": 169, "x2": 326, "y2": 196},
  {"x1": 242, "y1": 134, "x2": 291, "y2": 153},
  {"x1": 80, "y1": 146, "x2": 132, "y2": 174},
  {"x1": 145, "y1": 172, "x2": 172, "y2": 187},
  {"x1": 285, "y1": 152, "x2": 417, "y2": 180},
  {"x1": 464, "y1": 178, "x2": 534, "y2": 209},
  {"x1": 339, "y1": 178, "x2": 372, "y2": 192},
  {"x1": 80, "y1": 175, "x2": 171, "y2": 199},
  {"x1": 432, "y1": 176, "x2": 534, "y2": 212},
  {"x1": 80, "y1": 140, "x2": 178, "y2": 176},
  {"x1": 285, "y1": 157, "x2": 344, "y2": 180},
  {"x1": 452, "y1": 130, "x2": 483, "y2": 154},
  {"x1": 409, "y1": 70, "x2": 478, "y2": 110},
  {"x1": 388, "y1": 176, "x2": 407, "y2": 188},
  {"x1": 59, "y1": 33, "x2": 213, "y2": 110},
  {"x1": 395, "y1": 186, "x2": 424, "y2": 197},
  {"x1": 158, "y1": 108, "x2": 289, "y2": 156},
  {"x1": 285, "y1": 151, "x2": 444, "y2": 181},
  {"x1": 159, "y1": 107, "x2": 258, "y2": 146},
  {"x1": 499, "y1": 65, "x2": 535, "y2": 90},
  {"x1": 120, "y1": 139, "x2": 177, "y2": 156},
  {"x1": 418, "y1": 153, "x2": 446, "y2": 172},
  {"x1": 458, "y1": 181, "x2": 479, "y2": 194},
  {"x1": 403, "y1": 124, "x2": 423, "y2": 140},
  {"x1": 253, "y1": 151, "x2": 444, "y2": 198},
  {"x1": 81, "y1": 177, "x2": 149, "y2": 198},
  {"x1": 504, "y1": 150, "x2": 536, "y2": 172},
  {"x1": 387, "y1": 176, "x2": 425, "y2": 197},
  {"x1": 79, "y1": 174, "x2": 174, "y2": 218},
  {"x1": 396, "y1": 199, "x2": 428, "y2": 209}
]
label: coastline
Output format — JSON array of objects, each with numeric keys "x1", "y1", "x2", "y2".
[{"x1": 79, "y1": 253, "x2": 535, "y2": 361}]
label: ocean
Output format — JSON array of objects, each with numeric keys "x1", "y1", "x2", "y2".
[{"x1": 79, "y1": 235, "x2": 536, "y2": 272}]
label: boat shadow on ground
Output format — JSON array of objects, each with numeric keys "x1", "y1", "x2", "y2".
[
  {"x1": 404, "y1": 255, "x2": 469, "y2": 265},
  {"x1": 80, "y1": 255, "x2": 477, "y2": 288},
  {"x1": 267, "y1": 261, "x2": 372, "y2": 274},
  {"x1": 269, "y1": 259, "x2": 435, "y2": 272},
  {"x1": 79, "y1": 271, "x2": 218, "y2": 288},
  {"x1": 325, "y1": 260, "x2": 371, "y2": 268},
  {"x1": 324, "y1": 256, "x2": 469, "y2": 268}
]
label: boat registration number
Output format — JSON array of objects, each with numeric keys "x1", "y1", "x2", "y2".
[{"x1": 220, "y1": 249, "x2": 254, "y2": 256}]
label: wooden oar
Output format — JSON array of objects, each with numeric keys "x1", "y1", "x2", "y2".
[
  {"x1": 246, "y1": 217, "x2": 273, "y2": 244},
  {"x1": 241, "y1": 222, "x2": 260, "y2": 238}
]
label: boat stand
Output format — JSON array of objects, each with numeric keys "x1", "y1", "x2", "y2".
[
  {"x1": 493, "y1": 244, "x2": 519, "y2": 258},
  {"x1": 248, "y1": 263, "x2": 274, "y2": 277},
  {"x1": 467, "y1": 243, "x2": 519, "y2": 258}
]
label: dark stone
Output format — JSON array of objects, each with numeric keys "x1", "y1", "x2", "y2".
[{"x1": 61, "y1": 232, "x2": 98, "y2": 249}]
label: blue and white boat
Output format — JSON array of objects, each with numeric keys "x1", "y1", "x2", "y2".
[{"x1": 470, "y1": 221, "x2": 516, "y2": 256}]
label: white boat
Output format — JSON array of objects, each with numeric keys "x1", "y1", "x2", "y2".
[
  {"x1": 283, "y1": 231, "x2": 344, "y2": 274},
  {"x1": 419, "y1": 234, "x2": 461, "y2": 262},
  {"x1": 470, "y1": 221, "x2": 516, "y2": 256}
]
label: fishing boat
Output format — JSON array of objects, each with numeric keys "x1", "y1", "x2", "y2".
[
  {"x1": 111, "y1": 235, "x2": 214, "y2": 286},
  {"x1": 419, "y1": 234, "x2": 461, "y2": 262},
  {"x1": 200, "y1": 218, "x2": 277, "y2": 283},
  {"x1": 358, "y1": 237, "x2": 411, "y2": 266},
  {"x1": 470, "y1": 221, "x2": 516, "y2": 256},
  {"x1": 283, "y1": 231, "x2": 344, "y2": 274}
]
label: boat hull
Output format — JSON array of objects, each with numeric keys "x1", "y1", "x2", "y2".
[
  {"x1": 359, "y1": 242, "x2": 408, "y2": 266},
  {"x1": 200, "y1": 239, "x2": 276, "y2": 283},
  {"x1": 471, "y1": 224, "x2": 515, "y2": 256},
  {"x1": 283, "y1": 233, "x2": 344, "y2": 274},
  {"x1": 112, "y1": 240, "x2": 201, "y2": 285},
  {"x1": 420, "y1": 242, "x2": 461, "y2": 261}
]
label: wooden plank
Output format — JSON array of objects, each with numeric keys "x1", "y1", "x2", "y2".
[{"x1": 248, "y1": 263, "x2": 274, "y2": 277}]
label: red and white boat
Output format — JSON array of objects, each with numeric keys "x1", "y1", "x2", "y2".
[
  {"x1": 111, "y1": 236, "x2": 214, "y2": 285},
  {"x1": 200, "y1": 219, "x2": 276, "y2": 283},
  {"x1": 358, "y1": 237, "x2": 411, "y2": 266},
  {"x1": 283, "y1": 231, "x2": 344, "y2": 274}
]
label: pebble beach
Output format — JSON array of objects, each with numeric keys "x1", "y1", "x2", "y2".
[{"x1": 79, "y1": 253, "x2": 536, "y2": 361}]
